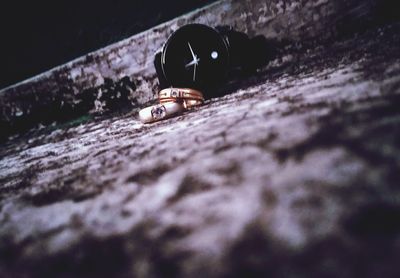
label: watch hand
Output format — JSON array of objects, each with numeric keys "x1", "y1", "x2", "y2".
[
  {"x1": 193, "y1": 62, "x2": 197, "y2": 81},
  {"x1": 188, "y1": 42, "x2": 199, "y2": 81},
  {"x1": 188, "y1": 42, "x2": 196, "y2": 60},
  {"x1": 185, "y1": 58, "x2": 201, "y2": 68}
]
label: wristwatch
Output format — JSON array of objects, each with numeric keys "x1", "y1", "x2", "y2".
[{"x1": 154, "y1": 24, "x2": 271, "y2": 98}]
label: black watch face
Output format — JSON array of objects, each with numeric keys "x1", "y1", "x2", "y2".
[{"x1": 161, "y1": 24, "x2": 229, "y2": 90}]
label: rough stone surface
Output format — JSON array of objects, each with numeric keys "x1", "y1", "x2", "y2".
[
  {"x1": 0, "y1": 0, "x2": 391, "y2": 140},
  {"x1": 1, "y1": 18, "x2": 400, "y2": 277}
]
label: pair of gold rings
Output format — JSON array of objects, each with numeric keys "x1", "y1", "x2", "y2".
[{"x1": 139, "y1": 88, "x2": 204, "y2": 124}]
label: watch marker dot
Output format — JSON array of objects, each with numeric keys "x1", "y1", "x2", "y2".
[{"x1": 211, "y1": 51, "x2": 218, "y2": 59}]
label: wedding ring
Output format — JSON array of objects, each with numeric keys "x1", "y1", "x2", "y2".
[
  {"x1": 139, "y1": 102, "x2": 184, "y2": 124},
  {"x1": 158, "y1": 88, "x2": 204, "y2": 102},
  {"x1": 159, "y1": 98, "x2": 203, "y2": 109}
]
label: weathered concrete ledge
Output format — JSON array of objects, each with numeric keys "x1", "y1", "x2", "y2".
[{"x1": 0, "y1": 0, "x2": 392, "y2": 140}]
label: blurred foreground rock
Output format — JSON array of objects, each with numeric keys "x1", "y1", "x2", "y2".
[{"x1": 1, "y1": 1, "x2": 400, "y2": 277}]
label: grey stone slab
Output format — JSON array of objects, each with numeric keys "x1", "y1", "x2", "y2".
[{"x1": 0, "y1": 0, "x2": 390, "y2": 139}]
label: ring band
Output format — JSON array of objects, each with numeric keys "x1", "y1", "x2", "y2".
[
  {"x1": 159, "y1": 98, "x2": 203, "y2": 109},
  {"x1": 139, "y1": 102, "x2": 184, "y2": 123},
  {"x1": 158, "y1": 88, "x2": 204, "y2": 102}
]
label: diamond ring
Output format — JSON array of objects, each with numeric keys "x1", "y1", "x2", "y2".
[{"x1": 138, "y1": 102, "x2": 184, "y2": 124}]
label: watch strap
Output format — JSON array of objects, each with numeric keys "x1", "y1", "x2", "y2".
[
  {"x1": 154, "y1": 50, "x2": 170, "y2": 89},
  {"x1": 216, "y1": 26, "x2": 273, "y2": 72}
]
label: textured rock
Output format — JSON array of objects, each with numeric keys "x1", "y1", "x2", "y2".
[{"x1": 1, "y1": 18, "x2": 400, "y2": 277}]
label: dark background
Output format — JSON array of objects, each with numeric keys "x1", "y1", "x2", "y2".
[{"x1": 0, "y1": 0, "x2": 218, "y2": 90}]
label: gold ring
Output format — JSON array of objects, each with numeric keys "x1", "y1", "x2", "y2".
[
  {"x1": 139, "y1": 102, "x2": 184, "y2": 124},
  {"x1": 158, "y1": 88, "x2": 204, "y2": 102},
  {"x1": 159, "y1": 98, "x2": 203, "y2": 109}
]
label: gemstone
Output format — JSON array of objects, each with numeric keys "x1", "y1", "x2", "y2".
[{"x1": 151, "y1": 105, "x2": 167, "y2": 120}]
